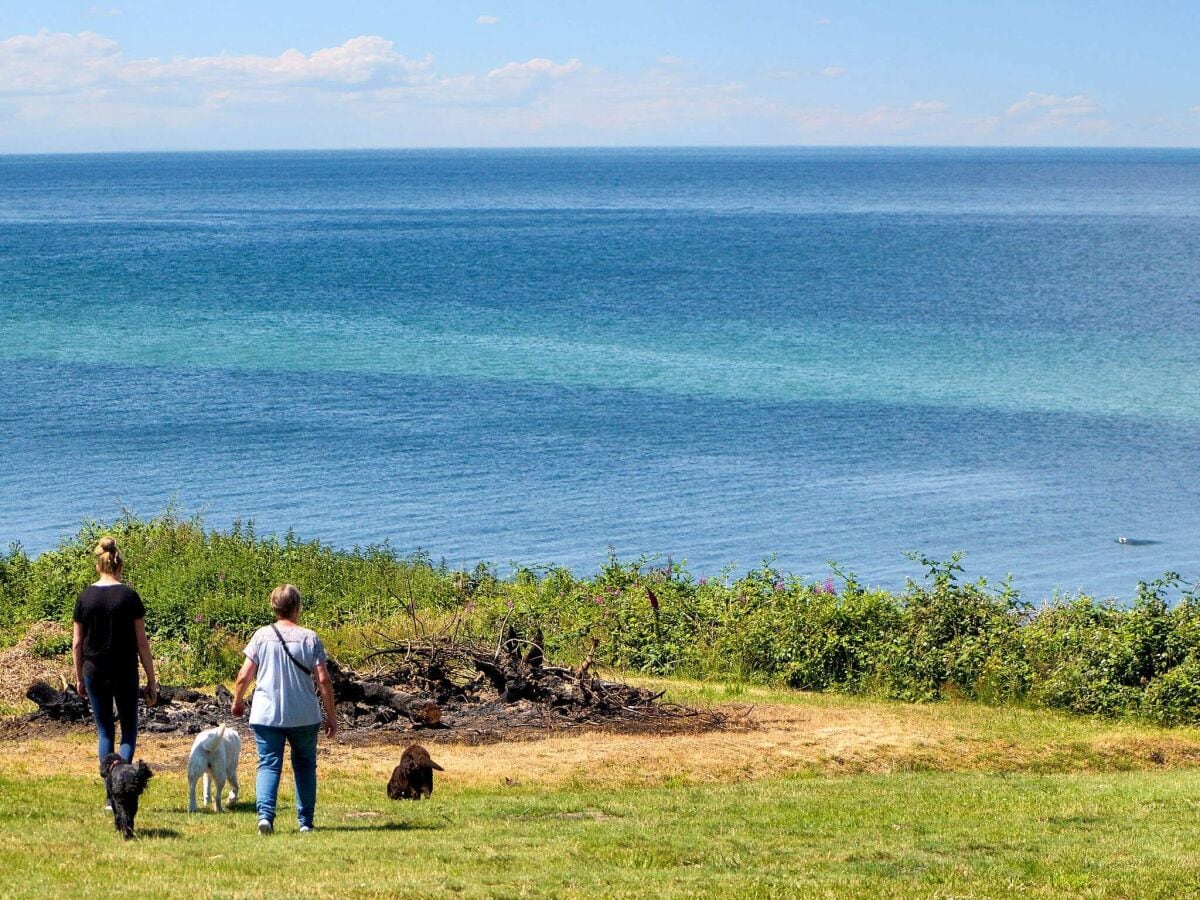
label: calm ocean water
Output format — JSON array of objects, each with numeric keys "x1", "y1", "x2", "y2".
[{"x1": 1, "y1": 148, "x2": 1198, "y2": 599}]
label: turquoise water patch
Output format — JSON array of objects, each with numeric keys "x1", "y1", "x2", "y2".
[{"x1": 2, "y1": 149, "x2": 1198, "y2": 597}]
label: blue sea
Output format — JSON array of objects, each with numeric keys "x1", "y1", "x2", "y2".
[{"x1": 2, "y1": 148, "x2": 1198, "y2": 600}]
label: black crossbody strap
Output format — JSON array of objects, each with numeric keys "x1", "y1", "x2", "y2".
[{"x1": 270, "y1": 624, "x2": 313, "y2": 676}]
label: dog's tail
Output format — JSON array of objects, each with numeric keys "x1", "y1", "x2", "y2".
[
  {"x1": 429, "y1": 759, "x2": 444, "y2": 772},
  {"x1": 199, "y1": 724, "x2": 226, "y2": 752}
]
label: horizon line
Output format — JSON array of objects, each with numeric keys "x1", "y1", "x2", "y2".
[{"x1": 4, "y1": 143, "x2": 1200, "y2": 158}]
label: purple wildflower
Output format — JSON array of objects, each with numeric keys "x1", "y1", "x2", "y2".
[
  {"x1": 193, "y1": 613, "x2": 205, "y2": 624},
  {"x1": 699, "y1": 577, "x2": 708, "y2": 586},
  {"x1": 824, "y1": 579, "x2": 837, "y2": 595},
  {"x1": 773, "y1": 581, "x2": 785, "y2": 592},
  {"x1": 593, "y1": 596, "x2": 605, "y2": 605},
  {"x1": 217, "y1": 572, "x2": 226, "y2": 582}
]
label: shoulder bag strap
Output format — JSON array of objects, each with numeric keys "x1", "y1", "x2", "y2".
[{"x1": 269, "y1": 623, "x2": 314, "y2": 677}]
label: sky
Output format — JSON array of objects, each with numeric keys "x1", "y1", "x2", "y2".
[{"x1": 1, "y1": 1, "x2": 1198, "y2": 152}]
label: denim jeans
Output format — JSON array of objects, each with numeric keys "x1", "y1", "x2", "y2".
[
  {"x1": 251, "y1": 723, "x2": 320, "y2": 828},
  {"x1": 84, "y1": 670, "x2": 140, "y2": 774}
]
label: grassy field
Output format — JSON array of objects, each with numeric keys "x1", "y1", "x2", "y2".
[{"x1": 4, "y1": 685, "x2": 1200, "y2": 898}]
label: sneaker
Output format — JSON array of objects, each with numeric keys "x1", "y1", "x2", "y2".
[
  {"x1": 258, "y1": 819, "x2": 274, "y2": 836},
  {"x1": 104, "y1": 801, "x2": 113, "y2": 812},
  {"x1": 299, "y1": 825, "x2": 313, "y2": 833}
]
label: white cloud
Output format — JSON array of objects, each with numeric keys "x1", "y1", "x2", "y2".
[
  {"x1": 657, "y1": 54, "x2": 684, "y2": 65},
  {"x1": 86, "y1": 6, "x2": 122, "y2": 16},
  {"x1": 122, "y1": 36, "x2": 430, "y2": 86},
  {"x1": 487, "y1": 57, "x2": 581, "y2": 82},
  {"x1": 0, "y1": 31, "x2": 432, "y2": 94},
  {"x1": 855, "y1": 100, "x2": 952, "y2": 132},
  {"x1": 1004, "y1": 91, "x2": 1108, "y2": 135},
  {"x1": 0, "y1": 29, "x2": 594, "y2": 148},
  {"x1": 815, "y1": 17, "x2": 832, "y2": 26},
  {"x1": 476, "y1": 15, "x2": 499, "y2": 26},
  {"x1": 1006, "y1": 91, "x2": 1099, "y2": 118},
  {"x1": 0, "y1": 30, "x2": 120, "y2": 93},
  {"x1": 0, "y1": 30, "x2": 1154, "y2": 150},
  {"x1": 368, "y1": 56, "x2": 583, "y2": 109}
]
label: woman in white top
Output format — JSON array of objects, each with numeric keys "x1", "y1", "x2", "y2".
[{"x1": 231, "y1": 584, "x2": 337, "y2": 834}]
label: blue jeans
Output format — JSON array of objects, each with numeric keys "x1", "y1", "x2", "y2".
[
  {"x1": 84, "y1": 670, "x2": 140, "y2": 775},
  {"x1": 251, "y1": 723, "x2": 320, "y2": 829}
]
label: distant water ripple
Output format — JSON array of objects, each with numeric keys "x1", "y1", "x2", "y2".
[{"x1": 2, "y1": 149, "x2": 1198, "y2": 599}]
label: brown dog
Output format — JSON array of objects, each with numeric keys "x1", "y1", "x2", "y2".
[{"x1": 387, "y1": 744, "x2": 443, "y2": 800}]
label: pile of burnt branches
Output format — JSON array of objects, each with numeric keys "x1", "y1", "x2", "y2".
[
  {"x1": 330, "y1": 626, "x2": 730, "y2": 741},
  {"x1": 23, "y1": 679, "x2": 238, "y2": 734},
  {"x1": 19, "y1": 627, "x2": 734, "y2": 742}
]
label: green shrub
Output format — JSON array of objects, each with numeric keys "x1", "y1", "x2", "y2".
[
  {"x1": 1142, "y1": 658, "x2": 1200, "y2": 726},
  {"x1": 1, "y1": 514, "x2": 1198, "y2": 727},
  {"x1": 30, "y1": 631, "x2": 72, "y2": 659}
]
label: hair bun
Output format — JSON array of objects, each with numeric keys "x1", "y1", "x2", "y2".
[{"x1": 93, "y1": 536, "x2": 123, "y2": 575}]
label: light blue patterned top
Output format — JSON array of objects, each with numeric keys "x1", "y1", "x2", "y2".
[{"x1": 244, "y1": 623, "x2": 327, "y2": 728}]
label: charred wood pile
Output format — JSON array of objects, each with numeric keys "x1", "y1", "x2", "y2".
[{"x1": 22, "y1": 627, "x2": 730, "y2": 742}]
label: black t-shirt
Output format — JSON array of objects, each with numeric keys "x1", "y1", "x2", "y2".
[{"x1": 73, "y1": 584, "x2": 146, "y2": 678}]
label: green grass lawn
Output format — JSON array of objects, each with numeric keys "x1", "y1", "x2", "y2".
[{"x1": 2, "y1": 762, "x2": 1200, "y2": 898}]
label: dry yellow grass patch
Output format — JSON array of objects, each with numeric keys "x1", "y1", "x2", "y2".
[
  {"x1": 0, "y1": 623, "x2": 73, "y2": 708},
  {"x1": 327, "y1": 701, "x2": 950, "y2": 789},
  {"x1": 7, "y1": 694, "x2": 1200, "y2": 791}
]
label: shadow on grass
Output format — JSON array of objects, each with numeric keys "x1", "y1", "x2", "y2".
[
  {"x1": 137, "y1": 828, "x2": 182, "y2": 840},
  {"x1": 177, "y1": 804, "x2": 258, "y2": 816},
  {"x1": 319, "y1": 822, "x2": 443, "y2": 833}
]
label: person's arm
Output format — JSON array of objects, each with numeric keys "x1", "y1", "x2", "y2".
[
  {"x1": 72, "y1": 621, "x2": 86, "y2": 698},
  {"x1": 314, "y1": 662, "x2": 337, "y2": 739},
  {"x1": 231, "y1": 657, "x2": 257, "y2": 717},
  {"x1": 133, "y1": 618, "x2": 157, "y2": 706}
]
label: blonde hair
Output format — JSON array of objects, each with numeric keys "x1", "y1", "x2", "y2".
[
  {"x1": 269, "y1": 584, "x2": 301, "y2": 620},
  {"x1": 94, "y1": 536, "x2": 123, "y2": 576}
]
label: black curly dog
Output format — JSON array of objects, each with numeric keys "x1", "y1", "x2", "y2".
[{"x1": 102, "y1": 753, "x2": 153, "y2": 839}]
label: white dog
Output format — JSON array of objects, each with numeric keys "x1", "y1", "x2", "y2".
[{"x1": 187, "y1": 724, "x2": 241, "y2": 812}]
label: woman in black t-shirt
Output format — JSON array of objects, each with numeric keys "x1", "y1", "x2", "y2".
[{"x1": 72, "y1": 537, "x2": 158, "y2": 802}]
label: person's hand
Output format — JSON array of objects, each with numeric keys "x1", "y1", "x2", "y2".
[
  {"x1": 231, "y1": 698, "x2": 245, "y2": 717},
  {"x1": 324, "y1": 717, "x2": 338, "y2": 740},
  {"x1": 144, "y1": 681, "x2": 158, "y2": 707},
  {"x1": 75, "y1": 679, "x2": 87, "y2": 699}
]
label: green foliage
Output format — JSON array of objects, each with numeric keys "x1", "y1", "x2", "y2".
[
  {"x1": 30, "y1": 631, "x2": 72, "y2": 659},
  {"x1": 1142, "y1": 658, "x2": 1200, "y2": 726},
  {"x1": 872, "y1": 553, "x2": 1030, "y2": 703},
  {"x1": 2, "y1": 514, "x2": 1199, "y2": 725}
]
